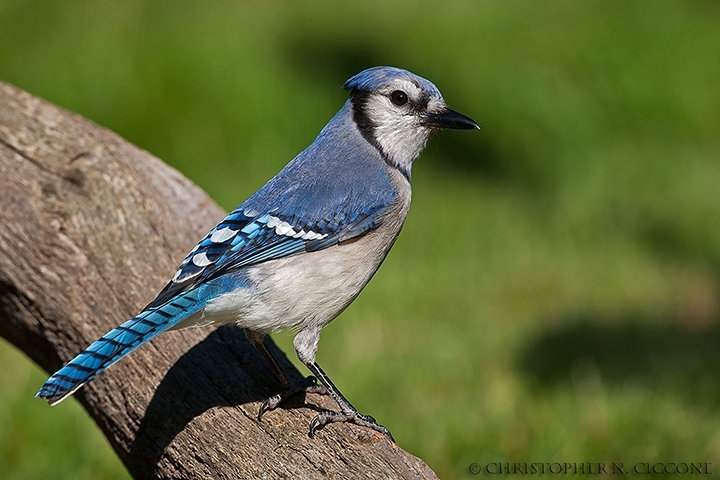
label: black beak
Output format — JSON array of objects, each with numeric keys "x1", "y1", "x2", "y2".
[{"x1": 422, "y1": 107, "x2": 480, "y2": 130}]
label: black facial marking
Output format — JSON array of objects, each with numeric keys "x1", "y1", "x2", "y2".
[
  {"x1": 349, "y1": 90, "x2": 412, "y2": 181},
  {"x1": 415, "y1": 92, "x2": 431, "y2": 113},
  {"x1": 350, "y1": 91, "x2": 383, "y2": 153}
]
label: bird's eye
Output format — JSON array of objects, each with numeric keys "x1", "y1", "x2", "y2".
[{"x1": 390, "y1": 90, "x2": 408, "y2": 106}]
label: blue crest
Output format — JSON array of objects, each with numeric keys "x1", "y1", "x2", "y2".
[{"x1": 342, "y1": 66, "x2": 443, "y2": 99}]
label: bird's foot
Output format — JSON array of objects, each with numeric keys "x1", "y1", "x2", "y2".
[
  {"x1": 258, "y1": 376, "x2": 328, "y2": 421},
  {"x1": 309, "y1": 408, "x2": 394, "y2": 442}
]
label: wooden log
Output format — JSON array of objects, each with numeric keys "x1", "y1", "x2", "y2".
[{"x1": 0, "y1": 81, "x2": 437, "y2": 479}]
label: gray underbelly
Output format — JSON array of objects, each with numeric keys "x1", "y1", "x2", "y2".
[{"x1": 239, "y1": 233, "x2": 391, "y2": 332}]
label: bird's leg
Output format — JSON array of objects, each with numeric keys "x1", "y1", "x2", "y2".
[
  {"x1": 304, "y1": 361, "x2": 394, "y2": 442},
  {"x1": 244, "y1": 330, "x2": 328, "y2": 421}
]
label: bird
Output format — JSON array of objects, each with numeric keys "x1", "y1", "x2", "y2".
[{"x1": 36, "y1": 66, "x2": 479, "y2": 439}]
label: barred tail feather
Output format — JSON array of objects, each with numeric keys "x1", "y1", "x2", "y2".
[{"x1": 36, "y1": 289, "x2": 202, "y2": 405}]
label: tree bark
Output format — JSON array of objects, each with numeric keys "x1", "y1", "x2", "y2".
[{"x1": 0, "y1": 81, "x2": 437, "y2": 480}]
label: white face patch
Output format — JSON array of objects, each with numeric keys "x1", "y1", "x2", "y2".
[
  {"x1": 362, "y1": 78, "x2": 441, "y2": 171},
  {"x1": 366, "y1": 98, "x2": 432, "y2": 169}
]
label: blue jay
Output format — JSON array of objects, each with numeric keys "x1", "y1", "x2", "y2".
[{"x1": 37, "y1": 66, "x2": 479, "y2": 439}]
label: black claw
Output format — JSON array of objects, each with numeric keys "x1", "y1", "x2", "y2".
[
  {"x1": 300, "y1": 361, "x2": 395, "y2": 441},
  {"x1": 307, "y1": 409, "x2": 394, "y2": 442},
  {"x1": 308, "y1": 415, "x2": 321, "y2": 438},
  {"x1": 258, "y1": 394, "x2": 282, "y2": 421},
  {"x1": 258, "y1": 376, "x2": 329, "y2": 422}
]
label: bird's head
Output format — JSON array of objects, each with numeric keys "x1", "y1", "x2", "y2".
[{"x1": 343, "y1": 66, "x2": 479, "y2": 174}]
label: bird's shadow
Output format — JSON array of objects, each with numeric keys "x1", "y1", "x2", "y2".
[
  {"x1": 128, "y1": 326, "x2": 315, "y2": 469},
  {"x1": 518, "y1": 314, "x2": 720, "y2": 407}
]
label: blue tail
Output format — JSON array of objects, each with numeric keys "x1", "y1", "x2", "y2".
[{"x1": 36, "y1": 288, "x2": 204, "y2": 405}]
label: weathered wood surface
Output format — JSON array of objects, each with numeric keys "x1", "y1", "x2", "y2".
[{"x1": 0, "y1": 81, "x2": 437, "y2": 479}]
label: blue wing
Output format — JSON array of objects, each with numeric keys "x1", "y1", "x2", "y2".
[
  {"x1": 149, "y1": 195, "x2": 392, "y2": 309},
  {"x1": 148, "y1": 140, "x2": 397, "y2": 309}
]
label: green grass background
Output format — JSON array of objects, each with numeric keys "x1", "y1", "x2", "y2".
[{"x1": 2, "y1": 1, "x2": 720, "y2": 478}]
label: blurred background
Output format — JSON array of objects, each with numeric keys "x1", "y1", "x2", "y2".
[{"x1": 1, "y1": 1, "x2": 720, "y2": 478}]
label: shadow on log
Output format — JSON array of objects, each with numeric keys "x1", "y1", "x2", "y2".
[{"x1": 0, "y1": 81, "x2": 437, "y2": 479}]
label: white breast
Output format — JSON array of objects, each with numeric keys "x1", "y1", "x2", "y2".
[{"x1": 244, "y1": 174, "x2": 410, "y2": 333}]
